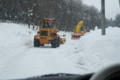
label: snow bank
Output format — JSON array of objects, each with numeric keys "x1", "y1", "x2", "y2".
[
  {"x1": 0, "y1": 23, "x2": 35, "y2": 79},
  {"x1": 0, "y1": 23, "x2": 120, "y2": 79},
  {"x1": 75, "y1": 27, "x2": 120, "y2": 72}
]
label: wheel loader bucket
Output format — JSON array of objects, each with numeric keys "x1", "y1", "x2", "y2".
[{"x1": 60, "y1": 38, "x2": 66, "y2": 44}]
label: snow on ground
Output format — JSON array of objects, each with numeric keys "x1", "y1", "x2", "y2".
[{"x1": 0, "y1": 23, "x2": 120, "y2": 79}]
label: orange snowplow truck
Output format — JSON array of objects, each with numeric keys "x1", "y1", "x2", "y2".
[{"x1": 34, "y1": 18, "x2": 66, "y2": 48}]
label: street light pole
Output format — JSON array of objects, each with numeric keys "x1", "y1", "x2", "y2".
[{"x1": 101, "y1": 0, "x2": 106, "y2": 35}]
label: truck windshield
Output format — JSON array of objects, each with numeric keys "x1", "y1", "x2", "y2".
[
  {"x1": 41, "y1": 22, "x2": 54, "y2": 27},
  {"x1": 48, "y1": 22, "x2": 54, "y2": 27},
  {"x1": 80, "y1": 27, "x2": 84, "y2": 31}
]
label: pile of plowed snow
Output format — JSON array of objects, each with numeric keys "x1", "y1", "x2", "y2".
[
  {"x1": 0, "y1": 23, "x2": 34, "y2": 60},
  {"x1": 0, "y1": 23, "x2": 35, "y2": 78},
  {"x1": 74, "y1": 27, "x2": 120, "y2": 71},
  {"x1": 0, "y1": 23, "x2": 120, "y2": 79}
]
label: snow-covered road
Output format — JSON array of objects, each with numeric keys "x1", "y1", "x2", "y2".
[{"x1": 0, "y1": 23, "x2": 120, "y2": 79}]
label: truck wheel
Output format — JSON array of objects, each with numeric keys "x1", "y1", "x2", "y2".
[
  {"x1": 34, "y1": 38, "x2": 40, "y2": 47},
  {"x1": 51, "y1": 38, "x2": 57, "y2": 48},
  {"x1": 56, "y1": 42, "x2": 60, "y2": 47},
  {"x1": 56, "y1": 37, "x2": 60, "y2": 47}
]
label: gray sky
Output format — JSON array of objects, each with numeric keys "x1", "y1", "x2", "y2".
[{"x1": 83, "y1": 0, "x2": 120, "y2": 19}]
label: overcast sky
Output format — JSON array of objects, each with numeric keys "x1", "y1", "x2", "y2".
[{"x1": 82, "y1": 0, "x2": 120, "y2": 19}]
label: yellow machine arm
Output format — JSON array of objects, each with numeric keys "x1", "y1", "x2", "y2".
[{"x1": 74, "y1": 21, "x2": 84, "y2": 33}]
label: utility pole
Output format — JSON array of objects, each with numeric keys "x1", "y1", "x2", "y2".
[
  {"x1": 119, "y1": 0, "x2": 120, "y2": 7},
  {"x1": 101, "y1": 0, "x2": 106, "y2": 35}
]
